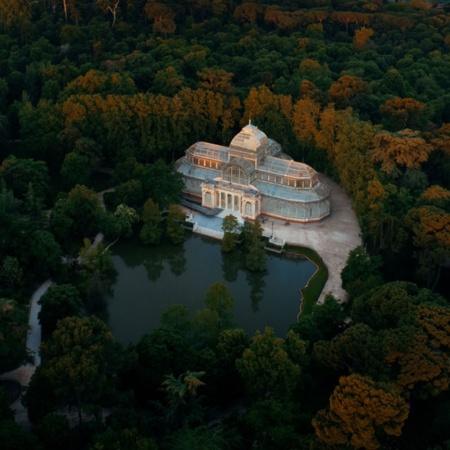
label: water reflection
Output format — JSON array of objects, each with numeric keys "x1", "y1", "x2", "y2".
[{"x1": 108, "y1": 234, "x2": 316, "y2": 345}]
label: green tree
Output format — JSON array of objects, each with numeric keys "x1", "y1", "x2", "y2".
[
  {"x1": 204, "y1": 282, "x2": 234, "y2": 329},
  {"x1": 163, "y1": 425, "x2": 231, "y2": 450},
  {"x1": 141, "y1": 161, "x2": 184, "y2": 209},
  {"x1": 108, "y1": 204, "x2": 139, "y2": 239},
  {"x1": 0, "y1": 156, "x2": 49, "y2": 206},
  {"x1": 341, "y1": 246, "x2": 384, "y2": 301},
  {"x1": 221, "y1": 214, "x2": 240, "y2": 252},
  {"x1": 293, "y1": 294, "x2": 347, "y2": 343},
  {"x1": 162, "y1": 370, "x2": 206, "y2": 427},
  {"x1": 22, "y1": 230, "x2": 63, "y2": 281},
  {"x1": 91, "y1": 427, "x2": 158, "y2": 450},
  {"x1": 40, "y1": 315, "x2": 116, "y2": 427},
  {"x1": 139, "y1": 198, "x2": 163, "y2": 245},
  {"x1": 38, "y1": 284, "x2": 82, "y2": 340},
  {"x1": 60, "y1": 152, "x2": 91, "y2": 189},
  {"x1": 33, "y1": 413, "x2": 71, "y2": 450},
  {"x1": 236, "y1": 327, "x2": 301, "y2": 400},
  {"x1": 77, "y1": 239, "x2": 116, "y2": 313},
  {"x1": 51, "y1": 185, "x2": 105, "y2": 249},
  {"x1": 0, "y1": 299, "x2": 30, "y2": 373},
  {"x1": 166, "y1": 204, "x2": 185, "y2": 244},
  {"x1": 243, "y1": 220, "x2": 266, "y2": 272},
  {"x1": 133, "y1": 325, "x2": 192, "y2": 405}
]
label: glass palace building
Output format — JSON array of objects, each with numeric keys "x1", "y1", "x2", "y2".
[{"x1": 175, "y1": 122, "x2": 331, "y2": 223}]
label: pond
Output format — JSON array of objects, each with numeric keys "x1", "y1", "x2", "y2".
[{"x1": 107, "y1": 233, "x2": 316, "y2": 345}]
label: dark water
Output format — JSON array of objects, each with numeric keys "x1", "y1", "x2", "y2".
[{"x1": 107, "y1": 234, "x2": 316, "y2": 345}]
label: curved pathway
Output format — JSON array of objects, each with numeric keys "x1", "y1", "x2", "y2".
[{"x1": 0, "y1": 279, "x2": 52, "y2": 428}]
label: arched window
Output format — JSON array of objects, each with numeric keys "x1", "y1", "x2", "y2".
[{"x1": 245, "y1": 202, "x2": 252, "y2": 215}]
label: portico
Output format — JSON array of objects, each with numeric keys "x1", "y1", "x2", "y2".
[{"x1": 202, "y1": 179, "x2": 261, "y2": 220}]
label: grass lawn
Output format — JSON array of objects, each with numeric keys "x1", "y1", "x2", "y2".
[{"x1": 284, "y1": 244, "x2": 328, "y2": 317}]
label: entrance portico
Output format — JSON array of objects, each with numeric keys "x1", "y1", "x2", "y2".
[{"x1": 202, "y1": 179, "x2": 261, "y2": 220}]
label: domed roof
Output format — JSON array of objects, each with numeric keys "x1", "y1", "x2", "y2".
[{"x1": 229, "y1": 123, "x2": 270, "y2": 154}]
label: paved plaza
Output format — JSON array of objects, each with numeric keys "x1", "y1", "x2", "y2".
[{"x1": 183, "y1": 175, "x2": 362, "y2": 304}]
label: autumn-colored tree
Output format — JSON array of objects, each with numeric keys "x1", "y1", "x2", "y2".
[
  {"x1": 0, "y1": 0, "x2": 31, "y2": 30},
  {"x1": 431, "y1": 123, "x2": 450, "y2": 156},
  {"x1": 369, "y1": 129, "x2": 433, "y2": 177},
  {"x1": 313, "y1": 374, "x2": 409, "y2": 450},
  {"x1": 233, "y1": 2, "x2": 262, "y2": 24},
  {"x1": 144, "y1": 2, "x2": 177, "y2": 37},
  {"x1": 405, "y1": 206, "x2": 450, "y2": 290},
  {"x1": 380, "y1": 97, "x2": 428, "y2": 131},
  {"x1": 353, "y1": 27, "x2": 374, "y2": 50},
  {"x1": 299, "y1": 79, "x2": 323, "y2": 103},
  {"x1": 197, "y1": 67, "x2": 234, "y2": 94},
  {"x1": 298, "y1": 58, "x2": 332, "y2": 91},
  {"x1": 328, "y1": 75, "x2": 368, "y2": 110},
  {"x1": 419, "y1": 185, "x2": 450, "y2": 210},
  {"x1": 292, "y1": 98, "x2": 321, "y2": 148}
]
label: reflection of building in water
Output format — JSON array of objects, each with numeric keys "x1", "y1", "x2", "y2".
[{"x1": 175, "y1": 122, "x2": 331, "y2": 222}]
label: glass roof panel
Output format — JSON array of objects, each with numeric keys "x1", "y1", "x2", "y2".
[
  {"x1": 188, "y1": 142, "x2": 229, "y2": 162},
  {"x1": 258, "y1": 157, "x2": 316, "y2": 179}
]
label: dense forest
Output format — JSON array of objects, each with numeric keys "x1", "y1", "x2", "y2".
[{"x1": 1, "y1": 0, "x2": 450, "y2": 448}]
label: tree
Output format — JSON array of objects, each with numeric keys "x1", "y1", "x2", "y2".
[
  {"x1": 91, "y1": 426, "x2": 158, "y2": 450},
  {"x1": 77, "y1": 239, "x2": 116, "y2": 312},
  {"x1": 236, "y1": 327, "x2": 301, "y2": 400},
  {"x1": 0, "y1": 0, "x2": 31, "y2": 30},
  {"x1": 21, "y1": 230, "x2": 63, "y2": 281},
  {"x1": 50, "y1": 185, "x2": 105, "y2": 249},
  {"x1": 221, "y1": 214, "x2": 240, "y2": 252},
  {"x1": 139, "y1": 198, "x2": 163, "y2": 245},
  {"x1": 380, "y1": 97, "x2": 428, "y2": 131},
  {"x1": 233, "y1": 2, "x2": 262, "y2": 24},
  {"x1": 0, "y1": 299, "x2": 30, "y2": 373},
  {"x1": 204, "y1": 282, "x2": 234, "y2": 329},
  {"x1": 243, "y1": 220, "x2": 266, "y2": 272},
  {"x1": 405, "y1": 206, "x2": 450, "y2": 290},
  {"x1": 313, "y1": 374, "x2": 409, "y2": 450},
  {"x1": 33, "y1": 413, "x2": 71, "y2": 450},
  {"x1": 294, "y1": 294, "x2": 347, "y2": 343},
  {"x1": 141, "y1": 161, "x2": 183, "y2": 209},
  {"x1": 38, "y1": 284, "x2": 82, "y2": 340},
  {"x1": 341, "y1": 246, "x2": 384, "y2": 301},
  {"x1": 166, "y1": 204, "x2": 185, "y2": 244},
  {"x1": 353, "y1": 27, "x2": 374, "y2": 50},
  {"x1": 108, "y1": 204, "x2": 139, "y2": 239},
  {"x1": 163, "y1": 426, "x2": 230, "y2": 450},
  {"x1": 328, "y1": 75, "x2": 368, "y2": 110},
  {"x1": 162, "y1": 371, "x2": 206, "y2": 427},
  {"x1": 40, "y1": 315, "x2": 116, "y2": 427},
  {"x1": 133, "y1": 325, "x2": 193, "y2": 405},
  {"x1": 97, "y1": 0, "x2": 121, "y2": 28},
  {"x1": 197, "y1": 67, "x2": 234, "y2": 94},
  {"x1": 60, "y1": 152, "x2": 91, "y2": 189},
  {"x1": 369, "y1": 129, "x2": 433, "y2": 177},
  {"x1": 0, "y1": 156, "x2": 49, "y2": 206}
]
